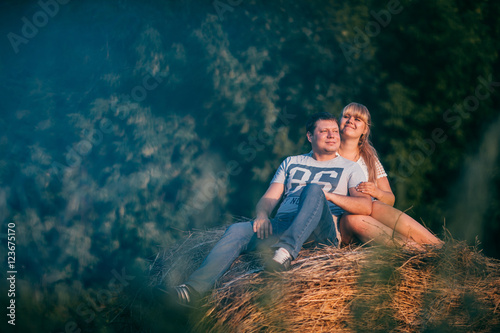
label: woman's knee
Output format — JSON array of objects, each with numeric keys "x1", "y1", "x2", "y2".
[
  {"x1": 339, "y1": 214, "x2": 361, "y2": 245},
  {"x1": 343, "y1": 215, "x2": 369, "y2": 234}
]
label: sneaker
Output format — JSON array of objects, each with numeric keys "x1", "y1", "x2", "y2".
[
  {"x1": 171, "y1": 284, "x2": 200, "y2": 308},
  {"x1": 265, "y1": 247, "x2": 292, "y2": 272},
  {"x1": 154, "y1": 283, "x2": 200, "y2": 309}
]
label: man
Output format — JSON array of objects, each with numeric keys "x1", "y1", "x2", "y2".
[{"x1": 168, "y1": 112, "x2": 371, "y2": 306}]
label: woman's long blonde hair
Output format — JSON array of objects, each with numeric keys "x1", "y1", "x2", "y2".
[{"x1": 341, "y1": 102, "x2": 380, "y2": 183}]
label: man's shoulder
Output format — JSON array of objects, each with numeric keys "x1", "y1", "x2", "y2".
[
  {"x1": 327, "y1": 156, "x2": 365, "y2": 180},
  {"x1": 281, "y1": 153, "x2": 360, "y2": 171},
  {"x1": 281, "y1": 153, "x2": 313, "y2": 163},
  {"x1": 338, "y1": 156, "x2": 366, "y2": 181},
  {"x1": 336, "y1": 155, "x2": 360, "y2": 168},
  {"x1": 282, "y1": 153, "x2": 359, "y2": 165}
]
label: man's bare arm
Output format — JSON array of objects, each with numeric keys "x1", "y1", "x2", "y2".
[
  {"x1": 253, "y1": 182, "x2": 284, "y2": 239},
  {"x1": 324, "y1": 187, "x2": 372, "y2": 216}
]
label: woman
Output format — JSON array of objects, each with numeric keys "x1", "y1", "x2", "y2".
[{"x1": 338, "y1": 102, "x2": 442, "y2": 247}]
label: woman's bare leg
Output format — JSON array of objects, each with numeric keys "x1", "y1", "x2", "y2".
[
  {"x1": 370, "y1": 201, "x2": 442, "y2": 245},
  {"x1": 340, "y1": 214, "x2": 420, "y2": 248}
]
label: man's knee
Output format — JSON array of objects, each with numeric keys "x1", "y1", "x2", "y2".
[
  {"x1": 301, "y1": 183, "x2": 324, "y2": 198},
  {"x1": 224, "y1": 222, "x2": 254, "y2": 242}
]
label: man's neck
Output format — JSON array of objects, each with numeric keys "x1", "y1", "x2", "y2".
[{"x1": 311, "y1": 150, "x2": 338, "y2": 162}]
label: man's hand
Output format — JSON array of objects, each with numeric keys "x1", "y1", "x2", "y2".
[
  {"x1": 253, "y1": 182, "x2": 283, "y2": 239},
  {"x1": 253, "y1": 216, "x2": 273, "y2": 239},
  {"x1": 355, "y1": 181, "x2": 380, "y2": 198}
]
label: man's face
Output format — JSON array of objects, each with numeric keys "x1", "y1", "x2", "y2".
[{"x1": 307, "y1": 119, "x2": 340, "y2": 155}]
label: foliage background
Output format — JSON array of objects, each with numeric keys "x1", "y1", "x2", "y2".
[{"x1": 0, "y1": 0, "x2": 499, "y2": 331}]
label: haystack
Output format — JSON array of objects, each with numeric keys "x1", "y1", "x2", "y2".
[{"x1": 150, "y1": 226, "x2": 500, "y2": 332}]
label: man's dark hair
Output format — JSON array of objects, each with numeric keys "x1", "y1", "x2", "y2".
[{"x1": 306, "y1": 112, "x2": 338, "y2": 134}]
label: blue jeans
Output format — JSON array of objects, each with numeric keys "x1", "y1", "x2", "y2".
[{"x1": 186, "y1": 184, "x2": 339, "y2": 294}]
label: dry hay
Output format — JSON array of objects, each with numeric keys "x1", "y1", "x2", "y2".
[{"x1": 151, "y1": 227, "x2": 500, "y2": 333}]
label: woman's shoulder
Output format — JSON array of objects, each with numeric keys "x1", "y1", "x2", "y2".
[{"x1": 366, "y1": 155, "x2": 388, "y2": 179}]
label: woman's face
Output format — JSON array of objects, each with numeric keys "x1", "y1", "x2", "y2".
[{"x1": 340, "y1": 112, "x2": 368, "y2": 139}]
